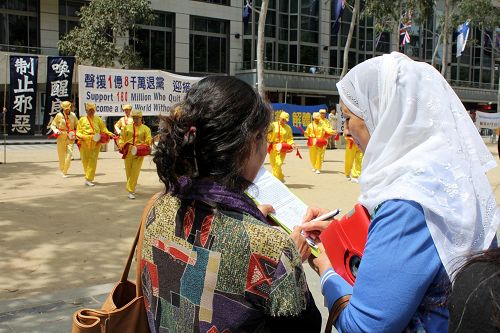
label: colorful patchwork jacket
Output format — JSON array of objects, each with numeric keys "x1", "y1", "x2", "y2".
[{"x1": 140, "y1": 193, "x2": 321, "y2": 333}]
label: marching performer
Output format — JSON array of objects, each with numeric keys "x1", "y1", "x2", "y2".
[
  {"x1": 305, "y1": 112, "x2": 334, "y2": 174},
  {"x1": 344, "y1": 132, "x2": 364, "y2": 183},
  {"x1": 118, "y1": 110, "x2": 152, "y2": 199},
  {"x1": 114, "y1": 104, "x2": 134, "y2": 134},
  {"x1": 76, "y1": 102, "x2": 114, "y2": 186},
  {"x1": 267, "y1": 111, "x2": 296, "y2": 182},
  {"x1": 50, "y1": 101, "x2": 78, "y2": 177}
]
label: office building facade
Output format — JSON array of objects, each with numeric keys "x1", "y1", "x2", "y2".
[{"x1": 0, "y1": 0, "x2": 498, "y2": 133}]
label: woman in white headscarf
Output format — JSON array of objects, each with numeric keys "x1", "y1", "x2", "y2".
[{"x1": 302, "y1": 52, "x2": 500, "y2": 332}]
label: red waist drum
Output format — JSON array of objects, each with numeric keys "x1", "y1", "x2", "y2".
[
  {"x1": 131, "y1": 144, "x2": 151, "y2": 156},
  {"x1": 99, "y1": 133, "x2": 111, "y2": 144},
  {"x1": 68, "y1": 130, "x2": 76, "y2": 140},
  {"x1": 276, "y1": 142, "x2": 293, "y2": 153},
  {"x1": 315, "y1": 138, "x2": 328, "y2": 147}
]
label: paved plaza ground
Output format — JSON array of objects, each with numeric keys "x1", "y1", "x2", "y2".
[{"x1": 1, "y1": 139, "x2": 499, "y2": 332}]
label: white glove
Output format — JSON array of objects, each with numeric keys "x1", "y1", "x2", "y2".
[
  {"x1": 116, "y1": 129, "x2": 121, "y2": 135},
  {"x1": 54, "y1": 129, "x2": 60, "y2": 134}
]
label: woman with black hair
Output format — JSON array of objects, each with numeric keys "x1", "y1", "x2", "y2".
[
  {"x1": 140, "y1": 76, "x2": 321, "y2": 333},
  {"x1": 448, "y1": 247, "x2": 500, "y2": 333}
]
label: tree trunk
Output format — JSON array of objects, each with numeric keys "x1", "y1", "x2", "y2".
[
  {"x1": 441, "y1": 0, "x2": 450, "y2": 76},
  {"x1": 431, "y1": 31, "x2": 442, "y2": 67},
  {"x1": 256, "y1": 0, "x2": 269, "y2": 98},
  {"x1": 341, "y1": 0, "x2": 359, "y2": 79}
]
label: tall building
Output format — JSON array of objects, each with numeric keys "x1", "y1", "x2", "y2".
[{"x1": 0, "y1": 0, "x2": 498, "y2": 134}]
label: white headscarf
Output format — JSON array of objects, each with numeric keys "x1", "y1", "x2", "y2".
[{"x1": 337, "y1": 52, "x2": 500, "y2": 277}]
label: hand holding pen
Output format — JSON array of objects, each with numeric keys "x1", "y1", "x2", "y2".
[{"x1": 301, "y1": 207, "x2": 341, "y2": 242}]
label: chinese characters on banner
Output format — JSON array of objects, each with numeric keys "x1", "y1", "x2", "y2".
[
  {"x1": 271, "y1": 103, "x2": 328, "y2": 135},
  {"x1": 43, "y1": 57, "x2": 75, "y2": 134},
  {"x1": 78, "y1": 65, "x2": 202, "y2": 116},
  {"x1": 8, "y1": 56, "x2": 38, "y2": 135}
]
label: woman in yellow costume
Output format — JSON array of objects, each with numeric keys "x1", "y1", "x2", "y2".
[
  {"x1": 114, "y1": 104, "x2": 134, "y2": 134},
  {"x1": 118, "y1": 110, "x2": 152, "y2": 199},
  {"x1": 50, "y1": 101, "x2": 78, "y2": 177},
  {"x1": 76, "y1": 102, "x2": 114, "y2": 186},
  {"x1": 305, "y1": 112, "x2": 334, "y2": 174},
  {"x1": 267, "y1": 111, "x2": 295, "y2": 182},
  {"x1": 344, "y1": 131, "x2": 364, "y2": 183}
]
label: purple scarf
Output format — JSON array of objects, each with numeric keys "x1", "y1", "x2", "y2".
[{"x1": 175, "y1": 177, "x2": 267, "y2": 223}]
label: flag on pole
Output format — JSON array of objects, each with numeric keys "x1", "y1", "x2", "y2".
[
  {"x1": 331, "y1": 0, "x2": 345, "y2": 34},
  {"x1": 243, "y1": 0, "x2": 251, "y2": 30},
  {"x1": 456, "y1": 21, "x2": 470, "y2": 57},
  {"x1": 399, "y1": 11, "x2": 412, "y2": 47},
  {"x1": 400, "y1": 24, "x2": 411, "y2": 46}
]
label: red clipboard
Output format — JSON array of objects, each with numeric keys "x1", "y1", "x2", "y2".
[{"x1": 319, "y1": 204, "x2": 370, "y2": 285}]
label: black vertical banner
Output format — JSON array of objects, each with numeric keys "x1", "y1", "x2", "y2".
[
  {"x1": 43, "y1": 56, "x2": 75, "y2": 134},
  {"x1": 8, "y1": 56, "x2": 38, "y2": 135}
]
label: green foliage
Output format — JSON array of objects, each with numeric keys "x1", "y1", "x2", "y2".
[
  {"x1": 58, "y1": 0, "x2": 155, "y2": 68},
  {"x1": 363, "y1": 0, "x2": 436, "y2": 32},
  {"x1": 451, "y1": 0, "x2": 500, "y2": 31}
]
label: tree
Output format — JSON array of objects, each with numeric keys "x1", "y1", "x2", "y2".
[
  {"x1": 339, "y1": 0, "x2": 434, "y2": 78},
  {"x1": 341, "y1": 0, "x2": 360, "y2": 78},
  {"x1": 58, "y1": 0, "x2": 155, "y2": 68},
  {"x1": 256, "y1": 0, "x2": 269, "y2": 97}
]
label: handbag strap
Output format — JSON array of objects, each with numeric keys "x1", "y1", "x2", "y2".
[
  {"x1": 119, "y1": 192, "x2": 163, "y2": 288},
  {"x1": 324, "y1": 295, "x2": 351, "y2": 333}
]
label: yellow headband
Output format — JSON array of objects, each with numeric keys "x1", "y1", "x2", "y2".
[
  {"x1": 61, "y1": 101, "x2": 72, "y2": 110},
  {"x1": 279, "y1": 112, "x2": 289, "y2": 121},
  {"x1": 122, "y1": 104, "x2": 132, "y2": 111},
  {"x1": 131, "y1": 110, "x2": 142, "y2": 117},
  {"x1": 319, "y1": 109, "x2": 327, "y2": 114},
  {"x1": 85, "y1": 103, "x2": 96, "y2": 111}
]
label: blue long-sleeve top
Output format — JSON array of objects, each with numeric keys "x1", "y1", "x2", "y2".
[{"x1": 321, "y1": 200, "x2": 450, "y2": 332}]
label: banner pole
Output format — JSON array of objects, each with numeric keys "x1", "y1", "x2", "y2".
[{"x1": 3, "y1": 54, "x2": 8, "y2": 165}]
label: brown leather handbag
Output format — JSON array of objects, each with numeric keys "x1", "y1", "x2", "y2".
[{"x1": 71, "y1": 194, "x2": 160, "y2": 333}]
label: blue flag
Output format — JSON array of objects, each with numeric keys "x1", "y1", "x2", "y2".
[
  {"x1": 331, "y1": 0, "x2": 345, "y2": 34},
  {"x1": 456, "y1": 21, "x2": 470, "y2": 57},
  {"x1": 243, "y1": 0, "x2": 251, "y2": 30}
]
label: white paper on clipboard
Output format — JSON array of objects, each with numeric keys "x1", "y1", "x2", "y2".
[{"x1": 246, "y1": 166, "x2": 308, "y2": 232}]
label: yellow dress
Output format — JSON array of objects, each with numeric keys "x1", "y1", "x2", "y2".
[
  {"x1": 344, "y1": 135, "x2": 363, "y2": 179},
  {"x1": 76, "y1": 115, "x2": 113, "y2": 181},
  {"x1": 50, "y1": 112, "x2": 78, "y2": 175},
  {"x1": 267, "y1": 121, "x2": 294, "y2": 181},
  {"x1": 119, "y1": 123, "x2": 152, "y2": 193},
  {"x1": 305, "y1": 122, "x2": 334, "y2": 171},
  {"x1": 114, "y1": 115, "x2": 133, "y2": 134}
]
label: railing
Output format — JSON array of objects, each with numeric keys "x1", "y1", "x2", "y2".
[
  {"x1": 237, "y1": 60, "x2": 499, "y2": 91},
  {"x1": 449, "y1": 79, "x2": 499, "y2": 91},
  {"x1": 0, "y1": 44, "x2": 60, "y2": 56},
  {"x1": 239, "y1": 61, "x2": 342, "y2": 77}
]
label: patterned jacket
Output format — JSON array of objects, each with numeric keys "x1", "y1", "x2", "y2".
[{"x1": 140, "y1": 193, "x2": 321, "y2": 333}]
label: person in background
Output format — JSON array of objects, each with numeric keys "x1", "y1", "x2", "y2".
[
  {"x1": 118, "y1": 110, "x2": 152, "y2": 199},
  {"x1": 302, "y1": 52, "x2": 500, "y2": 332},
  {"x1": 140, "y1": 76, "x2": 321, "y2": 333},
  {"x1": 448, "y1": 247, "x2": 500, "y2": 333},
  {"x1": 114, "y1": 104, "x2": 133, "y2": 135},
  {"x1": 267, "y1": 111, "x2": 296, "y2": 182},
  {"x1": 327, "y1": 108, "x2": 338, "y2": 149},
  {"x1": 50, "y1": 101, "x2": 78, "y2": 177},
  {"x1": 76, "y1": 102, "x2": 114, "y2": 186},
  {"x1": 305, "y1": 112, "x2": 334, "y2": 174},
  {"x1": 343, "y1": 131, "x2": 363, "y2": 183}
]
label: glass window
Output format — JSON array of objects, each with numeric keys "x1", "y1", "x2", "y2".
[
  {"x1": 300, "y1": 45, "x2": 317, "y2": 65},
  {"x1": 192, "y1": 0, "x2": 230, "y2": 5},
  {"x1": 190, "y1": 16, "x2": 228, "y2": 74},
  {"x1": 132, "y1": 11, "x2": 174, "y2": 71},
  {"x1": 0, "y1": 1, "x2": 39, "y2": 53}
]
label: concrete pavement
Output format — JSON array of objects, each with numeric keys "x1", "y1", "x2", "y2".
[{"x1": 1, "y1": 139, "x2": 499, "y2": 332}]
